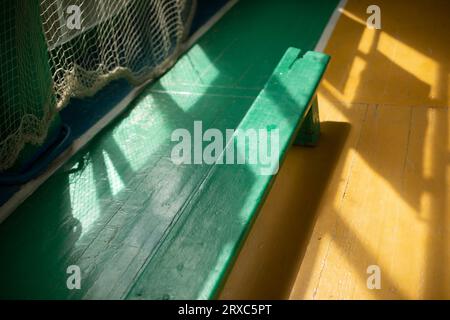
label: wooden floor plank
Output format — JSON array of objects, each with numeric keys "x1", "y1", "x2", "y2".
[
  {"x1": 288, "y1": 0, "x2": 450, "y2": 300},
  {"x1": 223, "y1": 0, "x2": 450, "y2": 300}
]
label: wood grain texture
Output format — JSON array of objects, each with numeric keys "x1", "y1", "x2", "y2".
[
  {"x1": 0, "y1": 0, "x2": 337, "y2": 299},
  {"x1": 126, "y1": 49, "x2": 329, "y2": 300},
  {"x1": 288, "y1": 0, "x2": 450, "y2": 299},
  {"x1": 222, "y1": 0, "x2": 450, "y2": 300}
]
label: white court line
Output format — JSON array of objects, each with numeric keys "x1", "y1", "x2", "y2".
[{"x1": 315, "y1": 0, "x2": 348, "y2": 52}]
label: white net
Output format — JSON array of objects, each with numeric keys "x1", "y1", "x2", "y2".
[
  {"x1": 41, "y1": 0, "x2": 196, "y2": 109},
  {"x1": 0, "y1": 0, "x2": 57, "y2": 172},
  {"x1": 0, "y1": 0, "x2": 196, "y2": 171}
]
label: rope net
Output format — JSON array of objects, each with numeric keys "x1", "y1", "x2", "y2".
[{"x1": 0, "y1": 0, "x2": 195, "y2": 171}]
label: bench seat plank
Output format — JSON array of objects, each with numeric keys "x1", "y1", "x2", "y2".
[{"x1": 127, "y1": 49, "x2": 329, "y2": 299}]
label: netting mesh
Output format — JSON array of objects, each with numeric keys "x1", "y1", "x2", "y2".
[
  {"x1": 0, "y1": 0, "x2": 196, "y2": 171},
  {"x1": 0, "y1": 0, "x2": 57, "y2": 172},
  {"x1": 41, "y1": 0, "x2": 196, "y2": 109}
]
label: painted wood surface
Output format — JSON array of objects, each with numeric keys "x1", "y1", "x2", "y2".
[
  {"x1": 126, "y1": 49, "x2": 329, "y2": 299},
  {"x1": 291, "y1": 0, "x2": 450, "y2": 300},
  {"x1": 0, "y1": 0, "x2": 338, "y2": 299},
  {"x1": 221, "y1": 0, "x2": 450, "y2": 300}
]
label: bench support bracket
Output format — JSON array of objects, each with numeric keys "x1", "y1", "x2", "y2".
[{"x1": 295, "y1": 95, "x2": 320, "y2": 146}]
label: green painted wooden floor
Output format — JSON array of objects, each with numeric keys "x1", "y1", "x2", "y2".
[{"x1": 0, "y1": 0, "x2": 339, "y2": 299}]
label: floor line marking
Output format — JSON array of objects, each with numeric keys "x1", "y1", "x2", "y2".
[{"x1": 314, "y1": 0, "x2": 348, "y2": 52}]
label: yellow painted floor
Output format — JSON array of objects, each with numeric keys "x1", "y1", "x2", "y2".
[{"x1": 220, "y1": 0, "x2": 450, "y2": 300}]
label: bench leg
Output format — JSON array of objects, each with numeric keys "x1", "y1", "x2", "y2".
[{"x1": 295, "y1": 96, "x2": 320, "y2": 146}]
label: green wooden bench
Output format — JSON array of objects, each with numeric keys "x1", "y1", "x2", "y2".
[
  {"x1": 0, "y1": 47, "x2": 329, "y2": 300},
  {"x1": 125, "y1": 48, "x2": 330, "y2": 299},
  {"x1": 0, "y1": 0, "x2": 342, "y2": 299}
]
